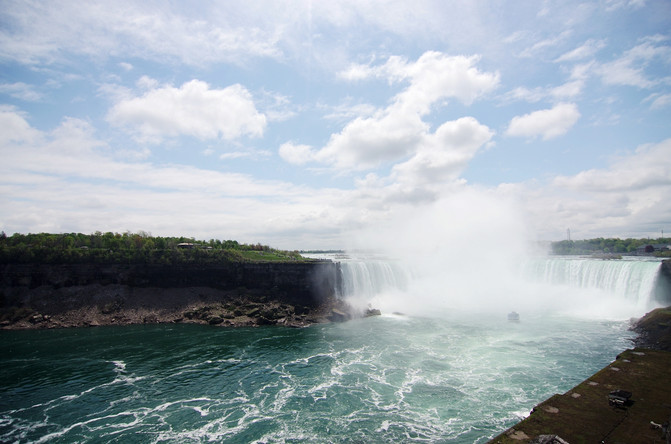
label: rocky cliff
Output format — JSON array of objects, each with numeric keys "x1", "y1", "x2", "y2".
[{"x1": 0, "y1": 261, "x2": 346, "y2": 329}]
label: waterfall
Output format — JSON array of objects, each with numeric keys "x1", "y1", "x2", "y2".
[
  {"x1": 337, "y1": 260, "x2": 412, "y2": 299},
  {"x1": 333, "y1": 254, "x2": 667, "y2": 317},
  {"x1": 324, "y1": 252, "x2": 668, "y2": 319},
  {"x1": 521, "y1": 257, "x2": 663, "y2": 308}
]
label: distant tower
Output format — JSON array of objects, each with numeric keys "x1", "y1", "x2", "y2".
[{"x1": 567, "y1": 228, "x2": 571, "y2": 241}]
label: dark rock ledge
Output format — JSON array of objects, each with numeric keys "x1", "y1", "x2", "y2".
[
  {"x1": 0, "y1": 284, "x2": 359, "y2": 330},
  {"x1": 0, "y1": 262, "x2": 379, "y2": 330}
]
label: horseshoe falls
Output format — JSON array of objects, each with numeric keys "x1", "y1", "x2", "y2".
[
  {"x1": 1, "y1": 256, "x2": 667, "y2": 443},
  {"x1": 338, "y1": 255, "x2": 665, "y2": 320}
]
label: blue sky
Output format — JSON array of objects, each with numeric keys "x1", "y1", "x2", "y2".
[{"x1": 1, "y1": 0, "x2": 670, "y2": 249}]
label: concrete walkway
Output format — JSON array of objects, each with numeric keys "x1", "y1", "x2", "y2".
[{"x1": 490, "y1": 348, "x2": 671, "y2": 443}]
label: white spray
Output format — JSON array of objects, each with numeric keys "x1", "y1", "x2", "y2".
[{"x1": 341, "y1": 189, "x2": 660, "y2": 320}]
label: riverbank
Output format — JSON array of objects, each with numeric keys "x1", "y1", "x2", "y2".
[
  {"x1": 0, "y1": 261, "x2": 359, "y2": 329},
  {"x1": 489, "y1": 307, "x2": 671, "y2": 443},
  {"x1": 0, "y1": 284, "x2": 355, "y2": 329}
]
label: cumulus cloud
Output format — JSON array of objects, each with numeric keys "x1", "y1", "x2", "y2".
[
  {"x1": 296, "y1": 52, "x2": 499, "y2": 170},
  {"x1": 339, "y1": 116, "x2": 495, "y2": 212},
  {"x1": 506, "y1": 103, "x2": 580, "y2": 140},
  {"x1": 107, "y1": 80, "x2": 266, "y2": 143},
  {"x1": 340, "y1": 52, "x2": 500, "y2": 111},
  {"x1": 391, "y1": 117, "x2": 494, "y2": 189},
  {"x1": 315, "y1": 110, "x2": 427, "y2": 170}
]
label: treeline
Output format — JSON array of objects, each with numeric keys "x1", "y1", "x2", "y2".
[
  {"x1": 551, "y1": 237, "x2": 671, "y2": 256},
  {"x1": 0, "y1": 231, "x2": 306, "y2": 264}
]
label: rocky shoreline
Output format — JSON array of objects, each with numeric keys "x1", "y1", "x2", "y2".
[
  {"x1": 1, "y1": 285, "x2": 362, "y2": 330},
  {"x1": 631, "y1": 305, "x2": 671, "y2": 351},
  {"x1": 0, "y1": 261, "x2": 378, "y2": 330}
]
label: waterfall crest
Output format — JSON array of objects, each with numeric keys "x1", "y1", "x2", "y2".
[
  {"x1": 521, "y1": 257, "x2": 662, "y2": 307},
  {"x1": 338, "y1": 260, "x2": 412, "y2": 299},
  {"x1": 335, "y1": 255, "x2": 666, "y2": 317}
]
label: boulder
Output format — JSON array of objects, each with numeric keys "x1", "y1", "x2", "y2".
[
  {"x1": 328, "y1": 308, "x2": 350, "y2": 322},
  {"x1": 208, "y1": 316, "x2": 224, "y2": 325},
  {"x1": 364, "y1": 308, "x2": 381, "y2": 317}
]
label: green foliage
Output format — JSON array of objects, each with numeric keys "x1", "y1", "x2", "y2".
[
  {"x1": 551, "y1": 237, "x2": 671, "y2": 255},
  {"x1": 0, "y1": 231, "x2": 309, "y2": 265}
]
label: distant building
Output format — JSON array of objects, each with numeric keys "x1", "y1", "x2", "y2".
[
  {"x1": 635, "y1": 244, "x2": 670, "y2": 254},
  {"x1": 177, "y1": 243, "x2": 195, "y2": 249}
]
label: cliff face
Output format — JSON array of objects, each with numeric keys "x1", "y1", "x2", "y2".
[
  {"x1": 653, "y1": 260, "x2": 671, "y2": 305},
  {"x1": 0, "y1": 261, "x2": 343, "y2": 329}
]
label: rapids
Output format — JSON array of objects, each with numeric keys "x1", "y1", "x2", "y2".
[{"x1": 1, "y1": 255, "x2": 666, "y2": 443}]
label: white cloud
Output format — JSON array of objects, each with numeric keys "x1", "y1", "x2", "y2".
[
  {"x1": 0, "y1": 2, "x2": 282, "y2": 66},
  {"x1": 279, "y1": 142, "x2": 316, "y2": 165},
  {"x1": 596, "y1": 39, "x2": 671, "y2": 88},
  {"x1": 305, "y1": 52, "x2": 499, "y2": 170},
  {"x1": 340, "y1": 52, "x2": 500, "y2": 111},
  {"x1": 0, "y1": 82, "x2": 42, "y2": 101},
  {"x1": 316, "y1": 110, "x2": 427, "y2": 170},
  {"x1": 107, "y1": 80, "x2": 267, "y2": 143},
  {"x1": 0, "y1": 105, "x2": 42, "y2": 145},
  {"x1": 338, "y1": 63, "x2": 376, "y2": 81},
  {"x1": 391, "y1": 117, "x2": 494, "y2": 190},
  {"x1": 0, "y1": 107, "x2": 348, "y2": 248},
  {"x1": 506, "y1": 103, "x2": 580, "y2": 140},
  {"x1": 136, "y1": 76, "x2": 159, "y2": 90},
  {"x1": 504, "y1": 86, "x2": 546, "y2": 103},
  {"x1": 322, "y1": 102, "x2": 377, "y2": 122},
  {"x1": 257, "y1": 91, "x2": 297, "y2": 123},
  {"x1": 550, "y1": 80, "x2": 584, "y2": 99},
  {"x1": 518, "y1": 30, "x2": 572, "y2": 58},
  {"x1": 336, "y1": 117, "x2": 495, "y2": 213},
  {"x1": 510, "y1": 138, "x2": 671, "y2": 240},
  {"x1": 605, "y1": 0, "x2": 647, "y2": 11},
  {"x1": 555, "y1": 39, "x2": 606, "y2": 62},
  {"x1": 647, "y1": 93, "x2": 671, "y2": 109},
  {"x1": 505, "y1": 80, "x2": 584, "y2": 103},
  {"x1": 552, "y1": 139, "x2": 671, "y2": 192}
]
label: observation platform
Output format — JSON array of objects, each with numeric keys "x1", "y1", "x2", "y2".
[{"x1": 489, "y1": 348, "x2": 671, "y2": 443}]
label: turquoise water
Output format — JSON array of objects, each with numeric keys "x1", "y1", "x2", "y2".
[{"x1": 1, "y1": 313, "x2": 634, "y2": 443}]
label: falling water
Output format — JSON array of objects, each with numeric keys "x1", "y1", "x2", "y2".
[
  {"x1": 338, "y1": 260, "x2": 413, "y2": 299},
  {"x1": 335, "y1": 255, "x2": 665, "y2": 318},
  {"x1": 521, "y1": 257, "x2": 662, "y2": 310},
  {"x1": 2, "y1": 254, "x2": 665, "y2": 443}
]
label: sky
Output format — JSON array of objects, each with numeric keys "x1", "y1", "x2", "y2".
[{"x1": 1, "y1": 0, "x2": 670, "y2": 250}]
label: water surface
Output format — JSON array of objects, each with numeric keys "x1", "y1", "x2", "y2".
[{"x1": 1, "y1": 313, "x2": 634, "y2": 443}]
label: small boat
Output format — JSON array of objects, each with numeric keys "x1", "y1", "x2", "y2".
[{"x1": 507, "y1": 311, "x2": 520, "y2": 322}]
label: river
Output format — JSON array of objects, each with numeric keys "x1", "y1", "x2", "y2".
[{"x1": 0, "y1": 256, "x2": 665, "y2": 443}]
